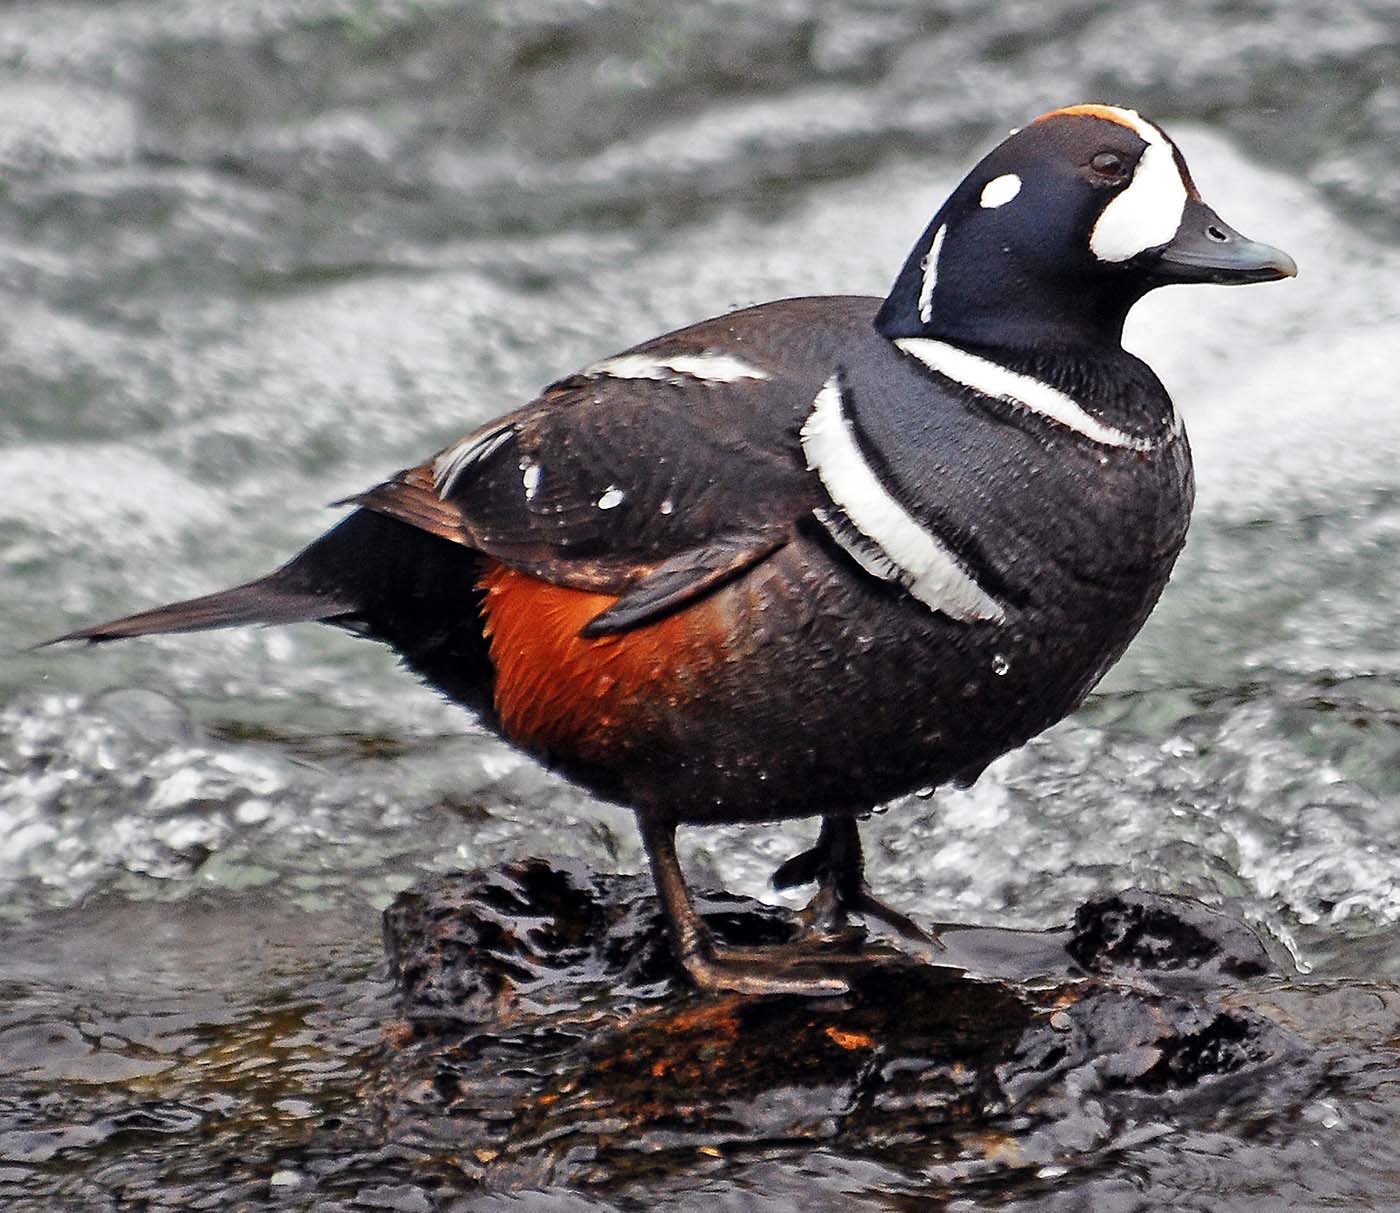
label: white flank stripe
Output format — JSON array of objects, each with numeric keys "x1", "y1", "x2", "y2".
[
  {"x1": 1089, "y1": 109, "x2": 1187, "y2": 263},
  {"x1": 917, "y1": 224, "x2": 947, "y2": 325},
  {"x1": 800, "y1": 375, "x2": 1006, "y2": 624},
  {"x1": 895, "y1": 337, "x2": 1169, "y2": 451},
  {"x1": 433, "y1": 423, "x2": 514, "y2": 496},
  {"x1": 582, "y1": 351, "x2": 771, "y2": 384}
]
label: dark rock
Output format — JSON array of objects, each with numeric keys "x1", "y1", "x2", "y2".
[
  {"x1": 374, "y1": 864, "x2": 1321, "y2": 1194},
  {"x1": 1067, "y1": 888, "x2": 1275, "y2": 986},
  {"x1": 997, "y1": 991, "x2": 1313, "y2": 1123},
  {"x1": 381, "y1": 858, "x2": 795, "y2": 1023}
]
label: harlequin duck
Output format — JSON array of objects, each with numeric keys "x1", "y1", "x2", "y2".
[{"x1": 53, "y1": 105, "x2": 1295, "y2": 995}]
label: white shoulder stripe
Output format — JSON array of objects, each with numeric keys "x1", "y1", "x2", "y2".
[
  {"x1": 894, "y1": 337, "x2": 1171, "y2": 451},
  {"x1": 433, "y1": 422, "x2": 514, "y2": 497},
  {"x1": 582, "y1": 351, "x2": 771, "y2": 384},
  {"x1": 800, "y1": 375, "x2": 1007, "y2": 624}
]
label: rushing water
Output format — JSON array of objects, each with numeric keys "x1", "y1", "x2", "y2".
[{"x1": 2, "y1": 1, "x2": 1398, "y2": 1208}]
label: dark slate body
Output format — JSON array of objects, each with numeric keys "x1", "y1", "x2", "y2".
[{"x1": 303, "y1": 295, "x2": 1192, "y2": 824}]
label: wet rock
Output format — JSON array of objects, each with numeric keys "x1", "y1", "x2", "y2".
[
  {"x1": 1067, "y1": 888, "x2": 1275, "y2": 987},
  {"x1": 382, "y1": 858, "x2": 794, "y2": 1023},
  {"x1": 997, "y1": 991, "x2": 1312, "y2": 1132},
  {"x1": 377, "y1": 863, "x2": 1320, "y2": 1194}
]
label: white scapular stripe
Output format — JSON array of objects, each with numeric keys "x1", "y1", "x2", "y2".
[
  {"x1": 433, "y1": 350, "x2": 769, "y2": 498},
  {"x1": 895, "y1": 337, "x2": 1172, "y2": 451},
  {"x1": 582, "y1": 351, "x2": 771, "y2": 384},
  {"x1": 980, "y1": 173, "x2": 1022, "y2": 209},
  {"x1": 1089, "y1": 108, "x2": 1188, "y2": 263},
  {"x1": 433, "y1": 423, "x2": 514, "y2": 496},
  {"x1": 800, "y1": 375, "x2": 1007, "y2": 624},
  {"x1": 917, "y1": 224, "x2": 947, "y2": 325}
]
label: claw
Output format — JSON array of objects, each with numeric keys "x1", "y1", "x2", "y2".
[
  {"x1": 641, "y1": 813, "x2": 934, "y2": 998},
  {"x1": 777, "y1": 816, "x2": 940, "y2": 949}
]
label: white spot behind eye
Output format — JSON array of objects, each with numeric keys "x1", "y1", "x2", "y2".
[
  {"x1": 597, "y1": 486, "x2": 624, "y2": 509},
  {"x1": 980, "y1": 174, "x2": 1022, "y2": 209}
]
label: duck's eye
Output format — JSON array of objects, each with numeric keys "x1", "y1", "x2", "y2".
[{"x1": 1090, "y1": 150, "x2": 1128, "y2": 179}]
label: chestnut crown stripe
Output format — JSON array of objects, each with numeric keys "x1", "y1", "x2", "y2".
[
  {"x1": 1037, "y1": 102, "x2": 1156, "y2": 129},
  {"x1": 800, "y1": 373, "x2": 1008, "y2": 624}
]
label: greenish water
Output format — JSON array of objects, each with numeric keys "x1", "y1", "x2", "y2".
[{"x1": 2, "y1": 1, "x2": 1398, "y2": 1208}]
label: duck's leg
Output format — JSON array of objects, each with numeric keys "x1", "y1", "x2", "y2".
[
  {"x1": 773, "y1": 815, "x2": 936, "y2": 946},
  {"x1": 638, "y1": 814, "x2": 848, "y2": 996}
]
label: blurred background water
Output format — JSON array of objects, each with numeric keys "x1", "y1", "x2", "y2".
[{"x1": 1, "y1": 1, "x2": 1398, "y2": 1208}]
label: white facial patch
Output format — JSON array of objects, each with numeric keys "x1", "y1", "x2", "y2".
[
  {"x1": 917, "y1": 224, "x2": 947, "y2": 325},
  {"x1": 895, "y1": 337, "x2": 1178, "y2": 450},
  {"x1": 582, "y1": 351, "x2": 770, "y2": 384},
  {"x1": 1087, "y1": 108, "x2": 1188, "y2": 263},
  {"x1": 980, "y1": 173, "x2": 1022, "y2": 209},
  {"x1": 800, "y1": 374, "x2": 1007, "y2": 624}
]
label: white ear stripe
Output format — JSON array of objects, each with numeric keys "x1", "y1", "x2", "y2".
[
  {"x1": 1089, "y1": 109, "x2": 1188, "y2": 263},
  {"x1": 917, "y1": 224, "x2": 947, "y2": 325}
]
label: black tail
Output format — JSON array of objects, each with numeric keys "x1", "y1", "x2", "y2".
[
  {"x1": 46, "y1": 577, "x2": 349, "y2": 645},
  {"x1": 46, "y1": 508, "x2": 495, "y2": 713}
]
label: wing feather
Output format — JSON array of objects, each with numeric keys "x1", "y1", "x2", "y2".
[{"x1": 347, "y1": 296, "x2": 884, "y2": 631}]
